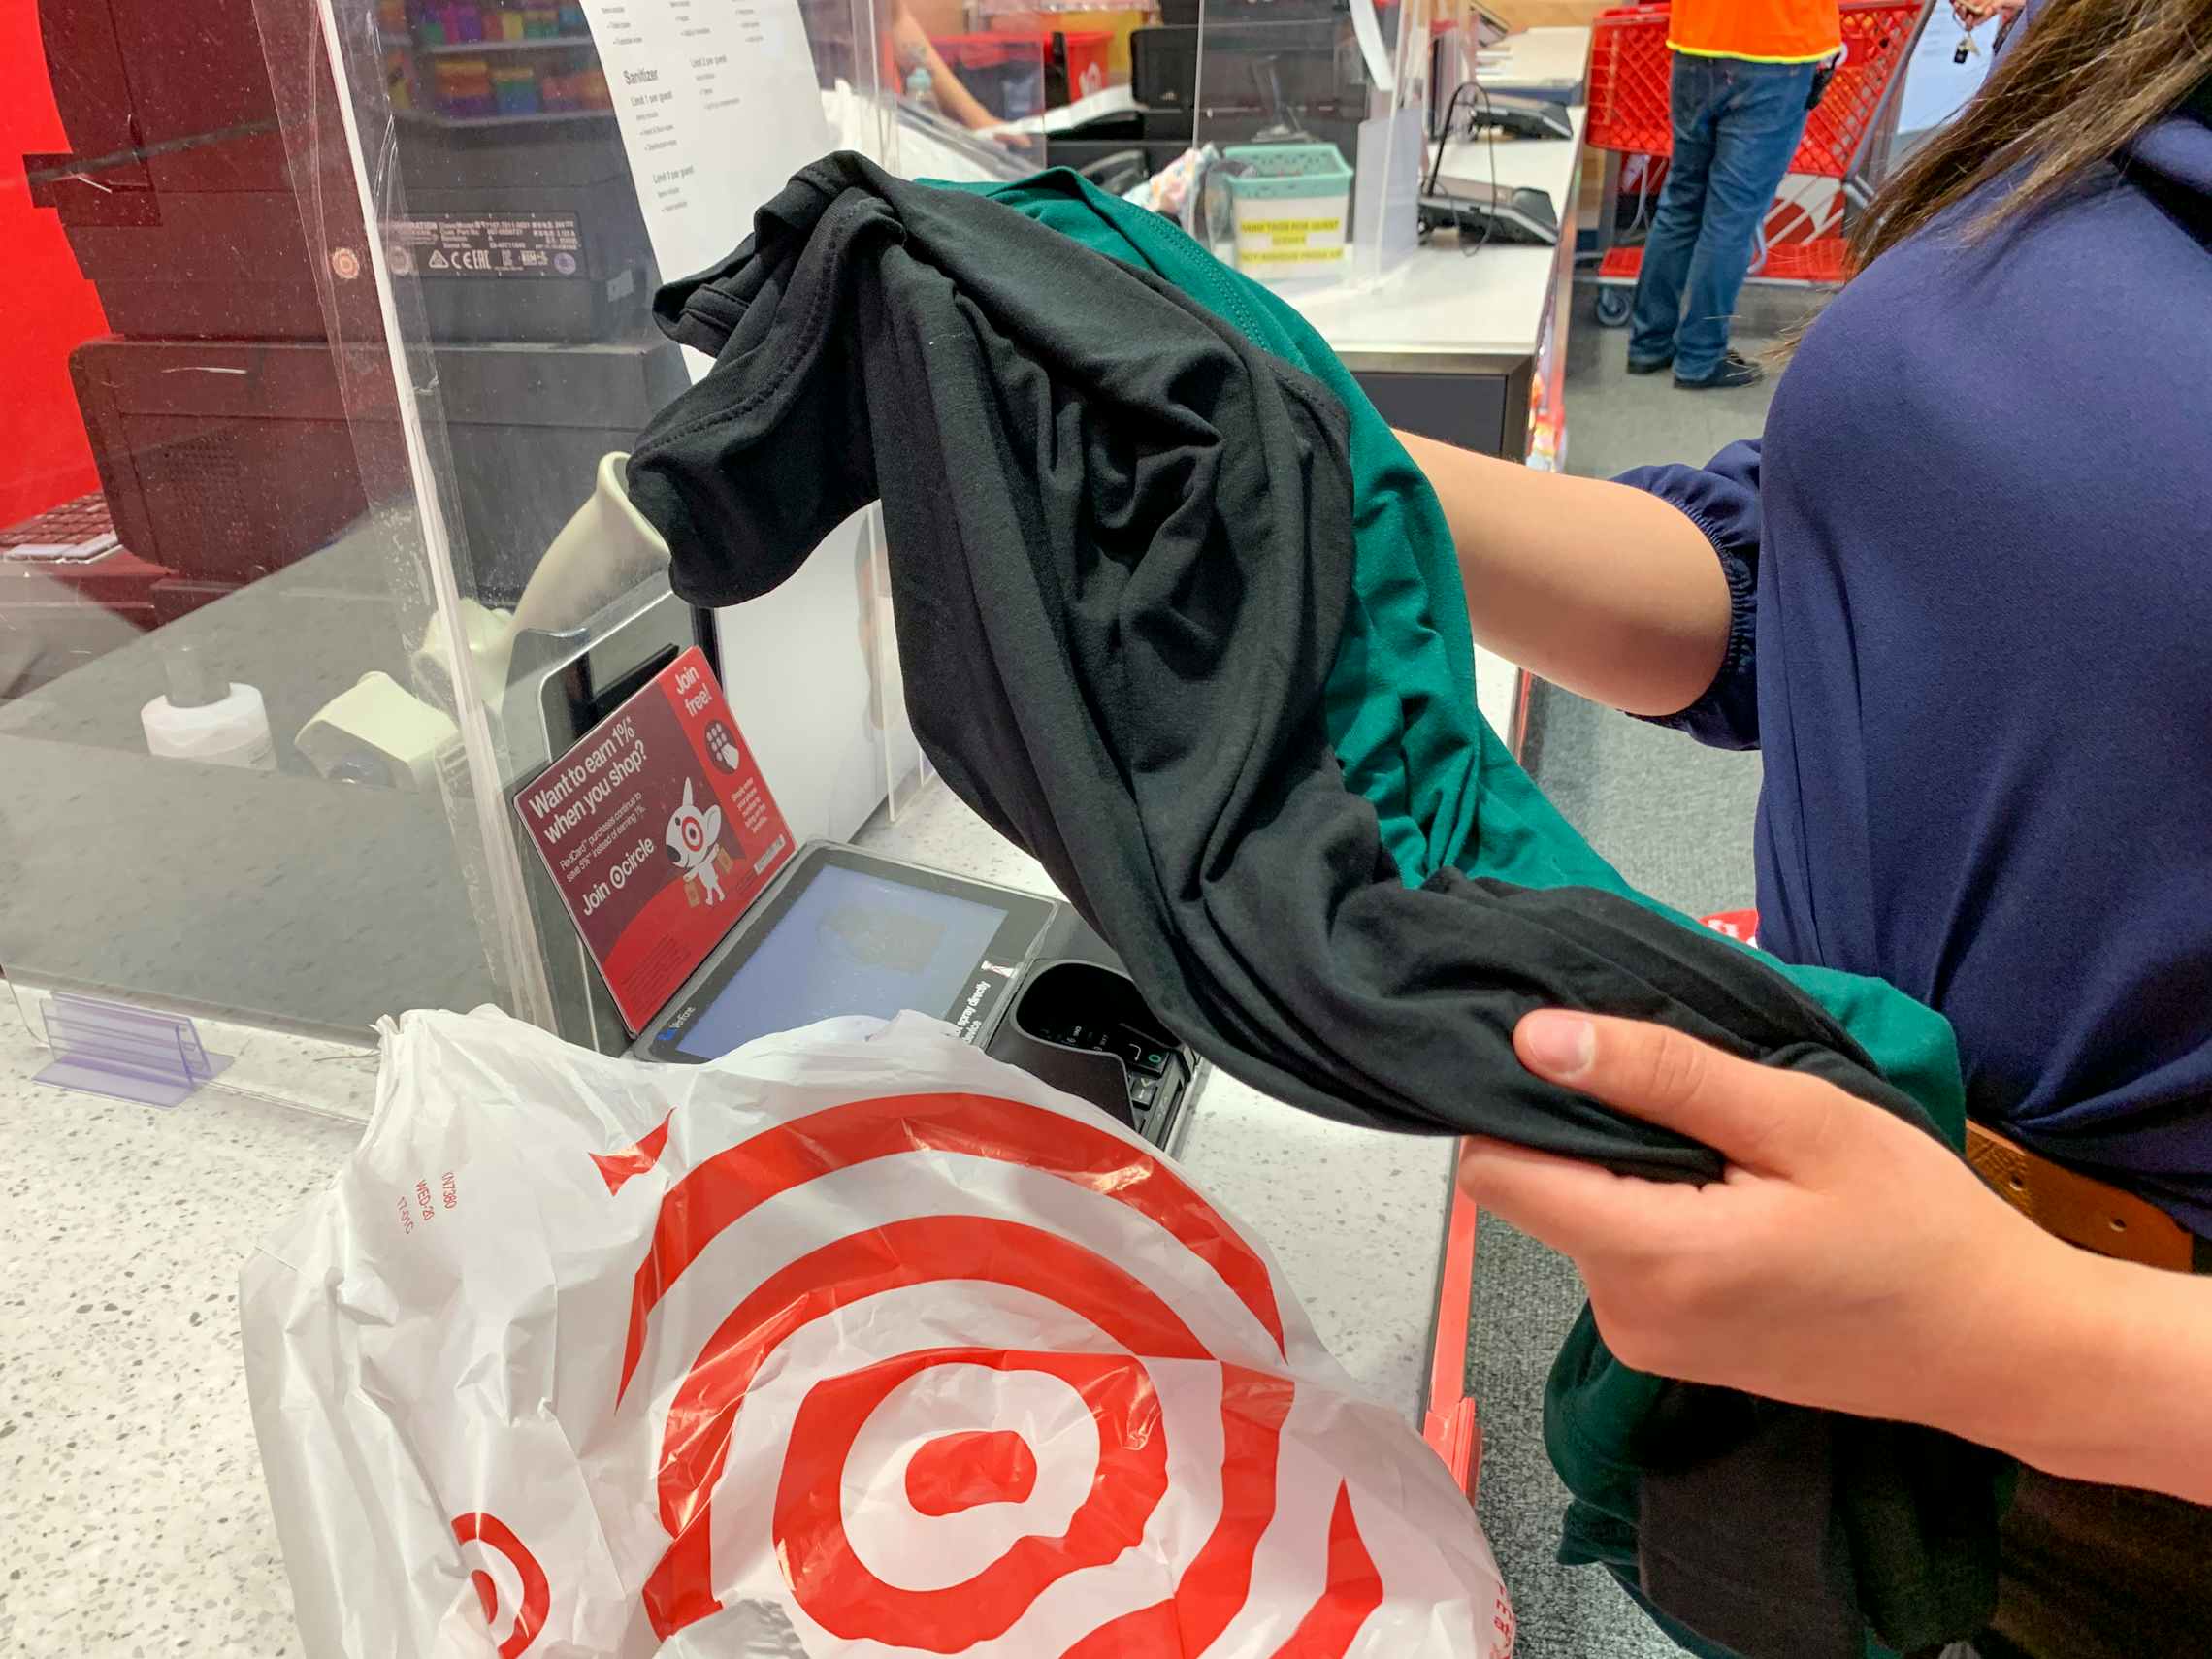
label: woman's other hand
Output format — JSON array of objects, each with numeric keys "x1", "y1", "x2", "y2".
[
  {"x1": 1951, "y1": 0, "x2": 2024, "y2": 28},
  {"x1": 1460, "y1": 1011, "x2": 2056, "y2": 1425},
  {"x1": 1459, "y1": 1011, "x2": 2212, "y2": 1502}
]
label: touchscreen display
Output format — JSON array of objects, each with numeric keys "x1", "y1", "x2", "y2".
[{"x1": 674, "y1": 863, "x2": 1011, "y2": 1058}]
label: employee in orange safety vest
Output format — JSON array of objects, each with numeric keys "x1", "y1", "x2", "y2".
[{"x1": 1625, "y1": 0, "x2": 1842, "y2": 388}]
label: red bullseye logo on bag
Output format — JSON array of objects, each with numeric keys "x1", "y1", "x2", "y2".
[
  {"x1": 450, "y1": 1513, "x2": 548, "y2": 1659},
  {"x1": 243, "y1": 1012, "x2": 1512, "y2": 1659},
  {"x1": 591, "y1": 1069, "x2": 1505, "y2": 1655},
  {"x1": 607, "y1": 1090, "x2": 1343, "y2": 1652}
]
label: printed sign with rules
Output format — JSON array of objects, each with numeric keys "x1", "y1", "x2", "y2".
[{"x1": 514, "y1": 648, "x2": 792, "y2": 1031}]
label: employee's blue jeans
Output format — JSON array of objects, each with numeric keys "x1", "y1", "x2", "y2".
[{"x1": 1629, "y1": 54, "x2": 1816, "y2": 380}]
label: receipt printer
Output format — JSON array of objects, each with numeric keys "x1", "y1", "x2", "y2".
[{"x1": 631, "y1": 841, "x2": 1200, "y2": 1151}]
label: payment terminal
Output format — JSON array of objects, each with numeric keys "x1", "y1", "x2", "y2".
[
  {"x1": 630, "y1": 841, "x2": 1200, "y2": 1152},
  {"x1": 510, "y1": 642, "x2": 1199, "y2": 1151}
]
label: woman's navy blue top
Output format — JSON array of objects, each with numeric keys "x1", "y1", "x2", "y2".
[{"x1": 1625, "y1": 110, "x2": 2212, "y2": 1233}]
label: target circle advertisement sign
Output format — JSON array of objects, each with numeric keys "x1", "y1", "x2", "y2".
[{"x1": 513, "y1": 647, "x2": 793, "y2": 1032}]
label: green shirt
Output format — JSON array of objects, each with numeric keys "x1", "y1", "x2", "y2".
[{"x1": 936, "y1": 166, "x2": 2000, "y2": 1657}]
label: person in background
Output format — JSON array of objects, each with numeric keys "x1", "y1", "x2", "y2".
[
  {"x1": 1458, "y1": 1011, "x2": 2212, "y2": 1509},
  {"x1": 1625, "y1": 0, "x2": 1842, "y2": 388},
  {"x1": 891, "y1": 0, "x2": 1002, "y2": 131},
  {"x1": 1953, "y1": 0, "x2": 2036, "y2": 61},
  {"x1": 1401, "y1": 0, "x2": 2212, "y2": 1649}
]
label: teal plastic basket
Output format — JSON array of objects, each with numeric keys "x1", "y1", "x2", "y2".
[
  {"x1": 1219, "y1": 142, "x2": 1354, "y2": 198},
  {"x1": 1220, "y1": 143, "x2": 1353, "y2": 277}
]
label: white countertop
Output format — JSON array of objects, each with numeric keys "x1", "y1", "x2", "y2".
[
  {"x1": 873, "y1": 51, "x2": 1589, "y2": 373},
  {"x1": 1474, "y1": 23, "x2": 1592, "y2": 99},
  {"x1": 0, "y1": 779, "x2": 1455, "y2": 1656},
  {"x1": 1284, "y1": 106, "x2": 1587, "y2": 369}
]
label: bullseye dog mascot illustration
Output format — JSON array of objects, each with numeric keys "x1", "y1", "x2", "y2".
[{"x1": 665, "y1": 779, "x2": 726, "y2": 906}]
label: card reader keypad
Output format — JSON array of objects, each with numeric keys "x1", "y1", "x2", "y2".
[{"x1": 1054, "y1": 1022, "x2": 1171, "y2": 1079}]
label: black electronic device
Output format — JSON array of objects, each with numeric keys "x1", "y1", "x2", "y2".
[
  {"x1": 1156, "y1": 0, "x2": 1340, "y2": 25},
  {"x1": 25, "y1": 0, "x2": 654, "y2": 347},
  {"x1": 24, "y1": 0, "x2": 671, "y2": 614},
  {"x1": 1467, "y1": 93, "x2": 1575, "y2": 140},
  {"x1": 70, "y1": 332, "x2": 685, "y2": 605},
  {"x1": 23, "y1": 0, "x2": 374, "y2": 342},
  {"x1": 384, "y1": 114, "x2": 657, "y2": 347},
  {"x1": 634, "y1": 841, "x2": 1199, "y2": 1151},
  {"x1": 1471, "y1": 4, "x2": 1513, "y2": 49},
  {"x1": 1418, "y1": 182, "x2": 1560, "y2": 245},
  {"x1": 1129, "y1": 17, "x2": 1366, "y2": 154},
  {"x1": 1043, "y1": 105, "x2": 1197, "y2": 183}
]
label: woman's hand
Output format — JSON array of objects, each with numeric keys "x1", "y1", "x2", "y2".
[
  {"x1": 1460, "y1": 1011, "x2": 2212, "y2": 1502},
  {"x1": 1462, "y1": 1012, "x2": 2059, "y2": 1424},
  {"x1": 1951, "y1": 0, "x2": 2023, "y2": 27}
]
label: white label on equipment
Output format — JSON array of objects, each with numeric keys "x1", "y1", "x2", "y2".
[{"x1": 388, "y1": 212, "x2": 584, "y2": 280}]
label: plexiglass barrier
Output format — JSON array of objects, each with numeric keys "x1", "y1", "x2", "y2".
[
  {"x1": 1, "y1": 0, "x2": 1023, "y2": 1071},
  {"x1": 1182, "y1": 0, "x2": 1435, "y2": 292},
  {"x1": 1, "y1": 0, "x2": 536, "y2": 1053}
]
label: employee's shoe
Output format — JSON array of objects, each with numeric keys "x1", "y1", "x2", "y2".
[
  {"x1": 1674, "y1": 351, "x2": 1765, "y2": 390},
  {"x1": 1625, "y1": 350, "x2": 1674, "y2": 375}
]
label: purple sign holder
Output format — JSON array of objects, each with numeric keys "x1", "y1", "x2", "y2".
[{"x1": 32, "y1": 993, "x2": 234, "y2": 1108}]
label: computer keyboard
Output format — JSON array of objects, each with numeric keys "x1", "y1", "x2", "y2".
[{"x1": 0, "y1": 492, "x2": 121, "y2": 565}]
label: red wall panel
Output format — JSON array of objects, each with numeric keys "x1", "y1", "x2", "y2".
[{"x1": 1, "y1": 1, "x2": 114, "y2": 527}]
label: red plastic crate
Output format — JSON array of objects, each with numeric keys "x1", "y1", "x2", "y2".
[
  {"x1": 937, "y1": 28, "x2": 1113, "y2": 106},
  {"x1": 1597, "y1": 237, "x2": 1850, "y2": 284},
  {"x1": 1585, "y1": 8, "x2": 1674, "y2": 157},
  {"x1": 1800, "y1": 4, "x2": 1923, "y2": 176},
  {"x1": 1586, "y1": 2, "x2": 1923, "y2": 179},
  {"x1": 1597, "y1": 244, "x2": 1641, "y2": 280},
  {"x1": 1047, "y1": 28, "x2": 1113, "y2": 103},
  {"x1": 1755, "y1": 238, "x2": 1851, "y2": 281}
]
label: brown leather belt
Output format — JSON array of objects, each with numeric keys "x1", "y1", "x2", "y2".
[{"x1": 1967, "y1": 1121, "x2": 2209, "y2": 1274}]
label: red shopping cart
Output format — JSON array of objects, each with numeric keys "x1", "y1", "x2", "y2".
[{"x1": 1584, "y1": 0, "x2": 1936, "y2": 326}]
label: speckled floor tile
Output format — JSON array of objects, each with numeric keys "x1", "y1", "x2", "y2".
[{"x1": 0, "y1": 1018, "x2": 363, "y2": 1656}]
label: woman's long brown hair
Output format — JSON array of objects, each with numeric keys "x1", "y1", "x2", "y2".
[{"x1": 1851, "y1": 0, "x2": 2212, "y2": 271}]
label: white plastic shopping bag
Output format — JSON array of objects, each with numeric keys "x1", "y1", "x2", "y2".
[{"x1": 244, "y1": 1007, "x2": 1513, "y2": 1658}]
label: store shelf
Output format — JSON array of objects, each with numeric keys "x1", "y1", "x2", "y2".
[
  {"x1": 410, "y1": 34, "x2": 597, "y2": 54},
  {"x1": 973, "y1": 0, "x2": 1156, "y2": 11},
  {"x1": 393, "y1": 105, "x2": 615, "y2": 128}
]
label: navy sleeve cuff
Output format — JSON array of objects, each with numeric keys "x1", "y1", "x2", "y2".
[{"x1": 1613, "y1": 440, "x2": 1764, "y2": 752}]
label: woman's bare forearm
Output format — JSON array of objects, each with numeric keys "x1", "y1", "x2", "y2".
[
  {"x1": 1979, "y1": 1247, "x2": 2212, "y2": 1502},
  {"x1": 1396, "y1": 429, "x2": 1734, "y2": 717}
]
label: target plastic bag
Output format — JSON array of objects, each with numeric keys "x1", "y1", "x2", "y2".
[{"x1": 243, "y1": 1006, "x2": 1513, "y2": 1659}]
